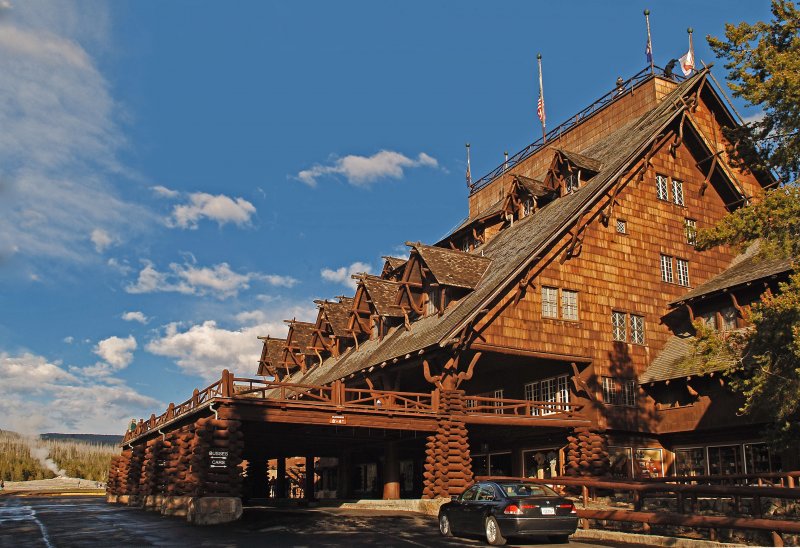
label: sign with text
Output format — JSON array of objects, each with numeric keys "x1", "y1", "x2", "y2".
[
  {"x1": 209, "y1": 450, "x2": 228, "y2": 468},
  {"x1": 330, "y1": 415, "x2": 346, "y2": 425}
]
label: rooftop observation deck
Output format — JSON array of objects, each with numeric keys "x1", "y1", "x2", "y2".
[
  {"x1": 468, "y1": 65, "x2": 686, "y2": 196},
  {"x1": 122, "y1": 369, "x2": 589, "y2": 445}
]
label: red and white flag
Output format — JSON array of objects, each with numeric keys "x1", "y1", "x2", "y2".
[
  {"x1": 537, "y1": 58, "x2": 546, "y2": 127},
  {"x1": 679, "y1": 48, "x2": 694, "y2": 76}
]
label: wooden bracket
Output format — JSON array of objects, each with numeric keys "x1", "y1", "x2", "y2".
[
  {"x1": 570, "y1": 362, "x2": 597, "y2": 402},
  {"x1": 669, "y1": 110, "x2": 688, "y2": 156},
  {"x1": 455, "y1": 352, "x2": 482, "y2": 388},
  {"x1": 560, "y1": 213, "x2": 585, "y2": 264}
]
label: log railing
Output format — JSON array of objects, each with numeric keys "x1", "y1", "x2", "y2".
[
  {"x1": 464, "y1": 395, "x2": 581, "y2": 418},
  {"x1": 123, "y1": 371, "x2": 590, "y2": 444},
  {"x1": 478, "y1": 475, "x2": 800, "y2": 546}
]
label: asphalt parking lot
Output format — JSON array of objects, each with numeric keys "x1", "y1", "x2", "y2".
[{"x1": 0, "y1": 494, "x2": 634, "y2": 547}]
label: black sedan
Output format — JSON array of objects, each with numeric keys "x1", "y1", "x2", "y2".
[{"x1": 438, "y1": 480, "x2": 578, "y2": 545}]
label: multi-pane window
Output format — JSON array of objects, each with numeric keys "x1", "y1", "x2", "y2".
[
  {"x1": 426, "y1": 289, "x2": 440, "y2": 315},
  {"x1": 602, "y1": 377, "x2": 637, "y2": 407},
  {"x1": 561, "y1": 290, "x2": 578, "y2": 321},
  {"x1": 565, "y1": 172, "x2": 579, "y2": 193},
  {"x1": 616, "y1": 219, "x2": 627, "y2": 234},
  {"x1": 523, "y1": 197, "x2": 535, "y2": 217},
  {"x1": 525, "y1": 375, "x2": 570, "y2": 416},
  {"x1": 612, "y1": 311, "x2": 627, "y2": 342},
  {"x1": 656, "y1": 174, "x2": 670, "y2": 201},
  {"x1": 493, "y1": 389, "x2": 504, "y2": 414},
  {"x1": 630, "y1": 314, "x2": 646, "y2": 345},
  {"x1": 672, "y1": 179, "x2": 685, "y2": 206},
  {"x1": 541, "y1": 286, "x2": 558, "y2": 318},
  {"x1": 660, "y1": 254, "x2": 674, "y2": 283},
  {"x1": 676, "y1": 258, "x2": 690, "y2": 287},
  {"x1": 720, "y1": 306, "x2": 738, "y2": 331},
  {"x1": 684, "y1": 218, "x2": 697, "y2": 246}
]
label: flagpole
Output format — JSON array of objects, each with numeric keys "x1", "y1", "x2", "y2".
[
  {"x1": 687, "y1": 27, "x2": 694, "y2": 74},
  {"x1": 465, "y1": 143, "x2": 472, "y2": 188},
  {"x1": 537, "y1": 53, "x2": 546, "y2": 143},
  {"x1": 644, "y1": 9, "x2": 654, "y2": 74}
]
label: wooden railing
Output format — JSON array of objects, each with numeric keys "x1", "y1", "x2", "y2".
[
  {"x1": 123, "y1": 371, "x2": 588, "y2": 444},
  {"x1": 464, "y1": 395, "x2": 581, "y2": 418},
  {"x1": 478, "y1": 475, "x2": 800, "y2": 546}
]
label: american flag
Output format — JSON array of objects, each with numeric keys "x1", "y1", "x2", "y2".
[{"x1": 537, "y1": 94, "x2": 545, "y2": 125}]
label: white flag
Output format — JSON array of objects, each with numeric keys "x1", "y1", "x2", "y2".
[{"x1": 679, "y1": 48, "x2": 694, "y2": 76}]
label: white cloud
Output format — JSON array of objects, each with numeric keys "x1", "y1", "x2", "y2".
[
  {"x1": 0, "y1": 351, "x2": 160, "y2": 434},
  {"x1": 151, "y1": 185, "x2": 179, "y2": 198},
  {"x1": 168, "y1": 192, "x2": 256, "y2": 229},
  {"x1": 63, "y1": 336, "x2": 74, "y2": 344},
  {"x1": 92, "y1": 335, "x2": 136, "y2": 370},
  {"x1": 0, "y1": 3, "x2": 153, "y2": 265},
  {"x1": 121, "y1": 311, "x2": 149, "y2": 324},
  {"x1": 90, "y1": 228, "x2": 115, "y2": 253},
  {"x1": 146, "y1": 304, "x2": 314, "y2": 381},
  {"x1": 321, "y1": 261, "x2": 372, "y2": 289},
  {"x1": 297, "y1": 150, "x2": 439, "y2": 187},
  {"x1": 125, "y1": 259, "x2": 298, "y2": 299}
]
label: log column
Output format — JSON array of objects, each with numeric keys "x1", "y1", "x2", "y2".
[
  {"x1": 382, "y1": 442, "x2": 401, "y2": 500},
  {"x1": 565, "y1": 426, "x2": 609, "y2": 477},
  {"x1": 422, "y1": 389, "x2": 473, "y2": 499},
  {"x1": 304, "y1": 455, "x2": 315, "y2": 501},
  {"x1": 275, "y1": 456, "x2": 287, "y2": 498},
  {"x1": 245, "y1": 455, "x2": 269, "y2": 499}
]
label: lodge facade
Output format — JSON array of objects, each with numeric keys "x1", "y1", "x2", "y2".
[{"x1": 107, "y1": 65, "x2": 795, "y2": 517}]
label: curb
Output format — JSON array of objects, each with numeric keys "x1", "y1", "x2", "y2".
[{"x1": 573, "y1": 528, "x2": 748, "y2": 548}]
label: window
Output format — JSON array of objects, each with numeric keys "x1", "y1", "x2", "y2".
[
  {"x1": 612, "y1": 311, "x2": 627, "y2": 342},
  {"x1": 523, "y1": 197, "x2": 535, "y2": 217},
  {"x1": 698, "y1": 311, "x2": 716, "y2": 329},
  {"x1": 493, "y1": 389, "x2": 504, "y2": 415},
  {"x1": 602, "y1": 377, "x2": 636, "y2": 407},
  {"x1": 630, "y1": 314, "x2": 646, "y2": 345},
  {"x1": 616, "y1": 219, "x2": 627, "y2": 234},
  {"x1": 525, "y1": 375, "x2": 570, "y2": 416},
  {"x1": 684, "y1": 218, "x2": 697, "y2": 246},
  {"x1": 672, "y1": 179, "x2": 685, "y2": 206},
  {"x1": 565, "y1": 172, "x2": 579, "y2": 193},
  {"x1": 676, "y1": 258, "x2": 690, "y2": 287},
  {"x1": 656, "y1": 174, "x2": 670, "y2": 201},
  {"x1": 660, "y1": 254, "x2": 674, "y2": 283},
  {"x1": 541, "y1": 286, "x2": 558, "y2": 318},
  {"x1": 426, "y1": 289, "x2": 440, "y2": 315},
  {"x1": 561, "y1": 290, "x2": 579, "y2": 321},
  {"x1": 720, "y1": 306, "x2": 738, "y2": 331}
]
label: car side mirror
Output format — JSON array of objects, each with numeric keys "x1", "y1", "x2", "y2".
[{"x1": 451, "y1": 495, "x2": 459, "y2": 502}]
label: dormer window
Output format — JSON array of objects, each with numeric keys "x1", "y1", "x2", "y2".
[
  {"x1": 523, "y1": 197, "x2": 535, "y2": 217},
  {"x1": 426, "y1": 288, "x2": 440, "y2": 316},
  {"x1": 565, "y1": 172, "x2": 579, "y2": 193}
]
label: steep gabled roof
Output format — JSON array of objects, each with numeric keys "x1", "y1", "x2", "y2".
[
  {"x1": 408, "y1": 242, "x2": 492, "y2": 289},
  {"x1": 360, "y1": 276, "x2": 404, "y2": 317},
  {"x1": 285, "y1": 321, "x2": 315, "y2": 352},
  {"x1": 315, "y1": 298, "x2": 353, "y2": 337},
  {"x1": 286, "y1": 70, "x2": 712, "y2": 388},
  {"x1": 513, "y1": 174, "x2": 556, "y2": 198},
  {"x1": 257, "y1": 337, "x2": 287, "y2": 376},
  {"x1": 670, "y1": 252, "x2": 792, "y2": 305},
  {"x1": 554, "y1": 148, "x2": 604, "y2": 174},
  {"x1": 382, "y1": 256, "x2": 407, "y2": 271}
]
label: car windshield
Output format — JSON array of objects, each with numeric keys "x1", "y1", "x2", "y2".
[{"x1": 498, "y1": 483, "x2": 558, "y2": 498}]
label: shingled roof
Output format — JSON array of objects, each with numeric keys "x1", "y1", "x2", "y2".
[
  {"x1": 282, "y1": 71, "x2": 711, "y2": 389},
  {"x1": 409, "y1": 242, "x2": 492, "y2": 289},
  {"x1": 256, "y1": 337, "x2": 287, "y2": 376},
  {"x1": 315, "y1": 298, "x2": 353, "y2": 338},
  {"x1": 640, "y1": 333, "x2": 732, "y2": 384},
  {"x1": 670, "y1": 251, "x2": 793, "y2": 305},
  {"x1": 555, "y1": 148, "x2": 604, "y2": 174},
  {"x1": 382, "y1": 256, "x2": 407, "y2": 271},
  {"x1": 285, "y1": 321, "x2": 315, "y2": 353},
  {"x1": 513, "y1": 174, "x2": 556, "y2": 198},
  {"x1": 360, "y1": 276, "x2": 404, "y2": 317}
]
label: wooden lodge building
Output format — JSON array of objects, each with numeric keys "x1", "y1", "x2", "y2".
[{"x1": 108, "y1": 66, "x2": 795, "y2": 517}]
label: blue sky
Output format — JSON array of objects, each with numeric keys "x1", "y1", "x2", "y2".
[{"x1": 0, "y1": 0, "x2": 772, "y2": 434}]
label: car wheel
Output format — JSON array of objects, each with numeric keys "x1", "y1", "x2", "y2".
[
  {"x1": 548, "y1": 534, "x2": 570, "y2": 544},
  {"x1": 438, "y1": 512, "x2": 453, "y2": 537},
  {"x1": 484, "y1": 515, "x2": 507, "y2": 546}
]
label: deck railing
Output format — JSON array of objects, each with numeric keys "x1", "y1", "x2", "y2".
[
  {"x1": 469, "y1": 65, "x2": 684, "y2": 195},
  {"x1": 123, "y1": 370, "x2": 586, "y2": 443}
]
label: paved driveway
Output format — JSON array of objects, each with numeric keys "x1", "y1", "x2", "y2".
[{"x1": 0, "y1": 495, "x2": 626, "y2": 547}]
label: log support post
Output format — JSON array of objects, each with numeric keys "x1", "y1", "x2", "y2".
[
  {"x1": 382, "y1": 442, "x2": 401, "y2": 500},
  {"x1": 422, "y1": 389, "x2": 473, "y2": 499},
  {"x1": 304, "y1": 455, "x2": 315, "y2": 501},
  {"x1": 276, "y1": 457, "x2": 287, "y2": 499}
]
